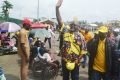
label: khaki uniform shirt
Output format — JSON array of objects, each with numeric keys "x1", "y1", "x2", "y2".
[{"x1": 18, "y1": 28, "x2": 30, "y2": 57}]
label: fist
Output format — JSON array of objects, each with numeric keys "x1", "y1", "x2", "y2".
[{"x1": 56, "y1": 0, "x2": 63, "y2": 8}]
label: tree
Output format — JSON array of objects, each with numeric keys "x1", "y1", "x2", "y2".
[
  {"x1": 78, "y1": 20, "x2": 88, "y2": 27},
  {"x1": 93, "y1": 22, "x2": 103, "y2": 27},
  {"x1": 33, "y1": 19, "x2": 38, "y2": 23},
  {"x1": 1, "y1": 0, "x2": 13, "y2": 21}
]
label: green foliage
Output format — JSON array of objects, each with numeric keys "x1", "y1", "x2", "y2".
[
  {"x1": 0, "y1": 16, "x2": 22, "y2": 24},
  {"x1": 78, "y1": 20, "x2": 88, "y2": 27},
  {"x1": 33, "y1": 19, "x2": 38, "y2": 23},
  {"x1": 9, "y1": 18, "x2": 22, "y2": 24},
  {"x1": 0, "y1": 1, "x2": 21, "y2": 24},
  {"x1": 93, "y1": 22, "x2": 103, "y2": 27},
  {"x1": 1, "y1": 0, "x2": 13, "y2": 21},
  {"x1": 0, "y1": 16, "x2": 5, "y2": 22}
]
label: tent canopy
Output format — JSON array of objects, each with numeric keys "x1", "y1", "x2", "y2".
[{"x1": 31, "y1": 23, "x2": 46, "y2": 29}]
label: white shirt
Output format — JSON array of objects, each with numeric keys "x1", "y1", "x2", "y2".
[
  {"x1": 45, "y1": 29, "x2": 55, "y2": 38},
  {"x1": 35, "y1": 53, "x2": 52, "y2": 62}
]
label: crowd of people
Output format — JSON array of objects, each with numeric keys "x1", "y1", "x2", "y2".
[
  {"x1": 16, "y1": 19, "x2": 60, "y2": 80},
  {"x1": 0, "y1": 0, "x2": 120, "y2": 80},
  {"x1": 56, "y1": 0, "x2": 120, "y2": 80}
]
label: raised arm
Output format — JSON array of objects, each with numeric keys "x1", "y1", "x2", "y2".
[{"x1": 56, "y1": 0, "x2": 63, "y2": 28}]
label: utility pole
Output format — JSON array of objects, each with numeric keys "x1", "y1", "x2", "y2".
[{"x1": 37, "y1": 0, "x2": 40, "y2": 22}]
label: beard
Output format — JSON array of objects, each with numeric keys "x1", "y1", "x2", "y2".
[{"x1": 99, "y1": 33, "x2": 106, "y2": 40}]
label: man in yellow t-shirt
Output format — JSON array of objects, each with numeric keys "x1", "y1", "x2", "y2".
[
  {"x1": 18, "y1": 19, "x2": 31, "y2": 80},
  {"x1": 88, "y1": 26, "x2": 115, "y2": 80},
  {"x1": 93, "y1": 39, "x2": 106, "y2": 72}
]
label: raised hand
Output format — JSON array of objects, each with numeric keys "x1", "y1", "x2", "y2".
[
  {"x1": 56, "y1": 0, "x2": 63, "y2": 27},
  {"x1": 56, "y1": 0, "x2": 63, "y2": 8}
]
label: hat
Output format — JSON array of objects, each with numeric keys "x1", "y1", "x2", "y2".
[
  {"x1": 98, "y1": 26, "x2": 108, "y2": 33},
  {"x1": 66, "y1": 62, "x2": 75, "y2": 71},
  {"x1": 23, "y1": 19, "x2": 32, "y2": 25}
]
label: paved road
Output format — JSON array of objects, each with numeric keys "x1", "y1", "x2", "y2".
[{"x1": 0, "y1": 34, "x2": 88, "y2": 80}]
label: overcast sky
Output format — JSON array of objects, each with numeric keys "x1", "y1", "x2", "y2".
[{"x1": 0, "y1": 0, "x2": 120, "y2": 22}]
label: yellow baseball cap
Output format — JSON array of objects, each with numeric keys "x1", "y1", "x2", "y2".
[
  {"x1": 98, "y1": 26, "x2": 108, "y2": 33},
  {"x1": 66, "y1": 62, "x2": 75, "y2": 71}
]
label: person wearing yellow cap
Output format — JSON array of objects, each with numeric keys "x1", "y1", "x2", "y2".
[
  {"x1": 87, "y1": 26, "x2": 115, "y2": 80},
  {"x1": 56, "y1": 0, "x2": 87, "y2": 80},
  {"x1": 17, "y1": 19, "x2": 32, "y2": 80}
]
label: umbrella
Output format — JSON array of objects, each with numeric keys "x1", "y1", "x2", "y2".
[
  {"x1": 29, "y1": 29, "x2": 47, "y2": 40},
  {"x1": 0, "y1": 22, "x2": 21, "y2": 32},
  {"x1": 31, "y1": 23, "x2": 46, "y2": 29}
]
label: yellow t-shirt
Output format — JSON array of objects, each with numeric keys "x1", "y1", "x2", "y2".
[
  {"x1": 93, "y1": 39, "x2": 106, "y2": 72},
  {"x1": 17, "y1": 28, "x2": 30, "y2": 57},
  {"x1": 84, "y1": 32, "x2": 93, "y2": 43}
]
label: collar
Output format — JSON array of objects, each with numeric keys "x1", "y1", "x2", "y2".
[
  {"x1": 22, "y1": 28, "x2": 29, "y2": 32},
  {"x1": 99, "y1": 38, "x2": 106, "y2": 43}
]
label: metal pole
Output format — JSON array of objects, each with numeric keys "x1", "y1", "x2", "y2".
[{"x1": 37, "y1": 0, "x2": 39, "y2": 22}]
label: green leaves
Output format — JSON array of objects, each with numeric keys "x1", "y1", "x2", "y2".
[{"x1": 1, "y1": 0, "x2": 13, "y2": 21}]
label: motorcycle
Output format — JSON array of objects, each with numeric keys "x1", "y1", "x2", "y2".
[{"x1": 0, "y1": 40, "x2": 17, "y2": 56}]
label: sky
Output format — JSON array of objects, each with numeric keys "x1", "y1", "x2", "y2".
[{"x1": 0, "y1": 0, "x2": 120, "y2": 22}]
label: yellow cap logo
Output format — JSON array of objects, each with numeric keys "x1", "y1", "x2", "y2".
[{"x1": 98, "y1": 26, "x2": 108, "y2": 33}]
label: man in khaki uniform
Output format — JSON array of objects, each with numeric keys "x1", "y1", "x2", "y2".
[{"x1": 18, "y1": 19, "x2": 31, "y2": 80}]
